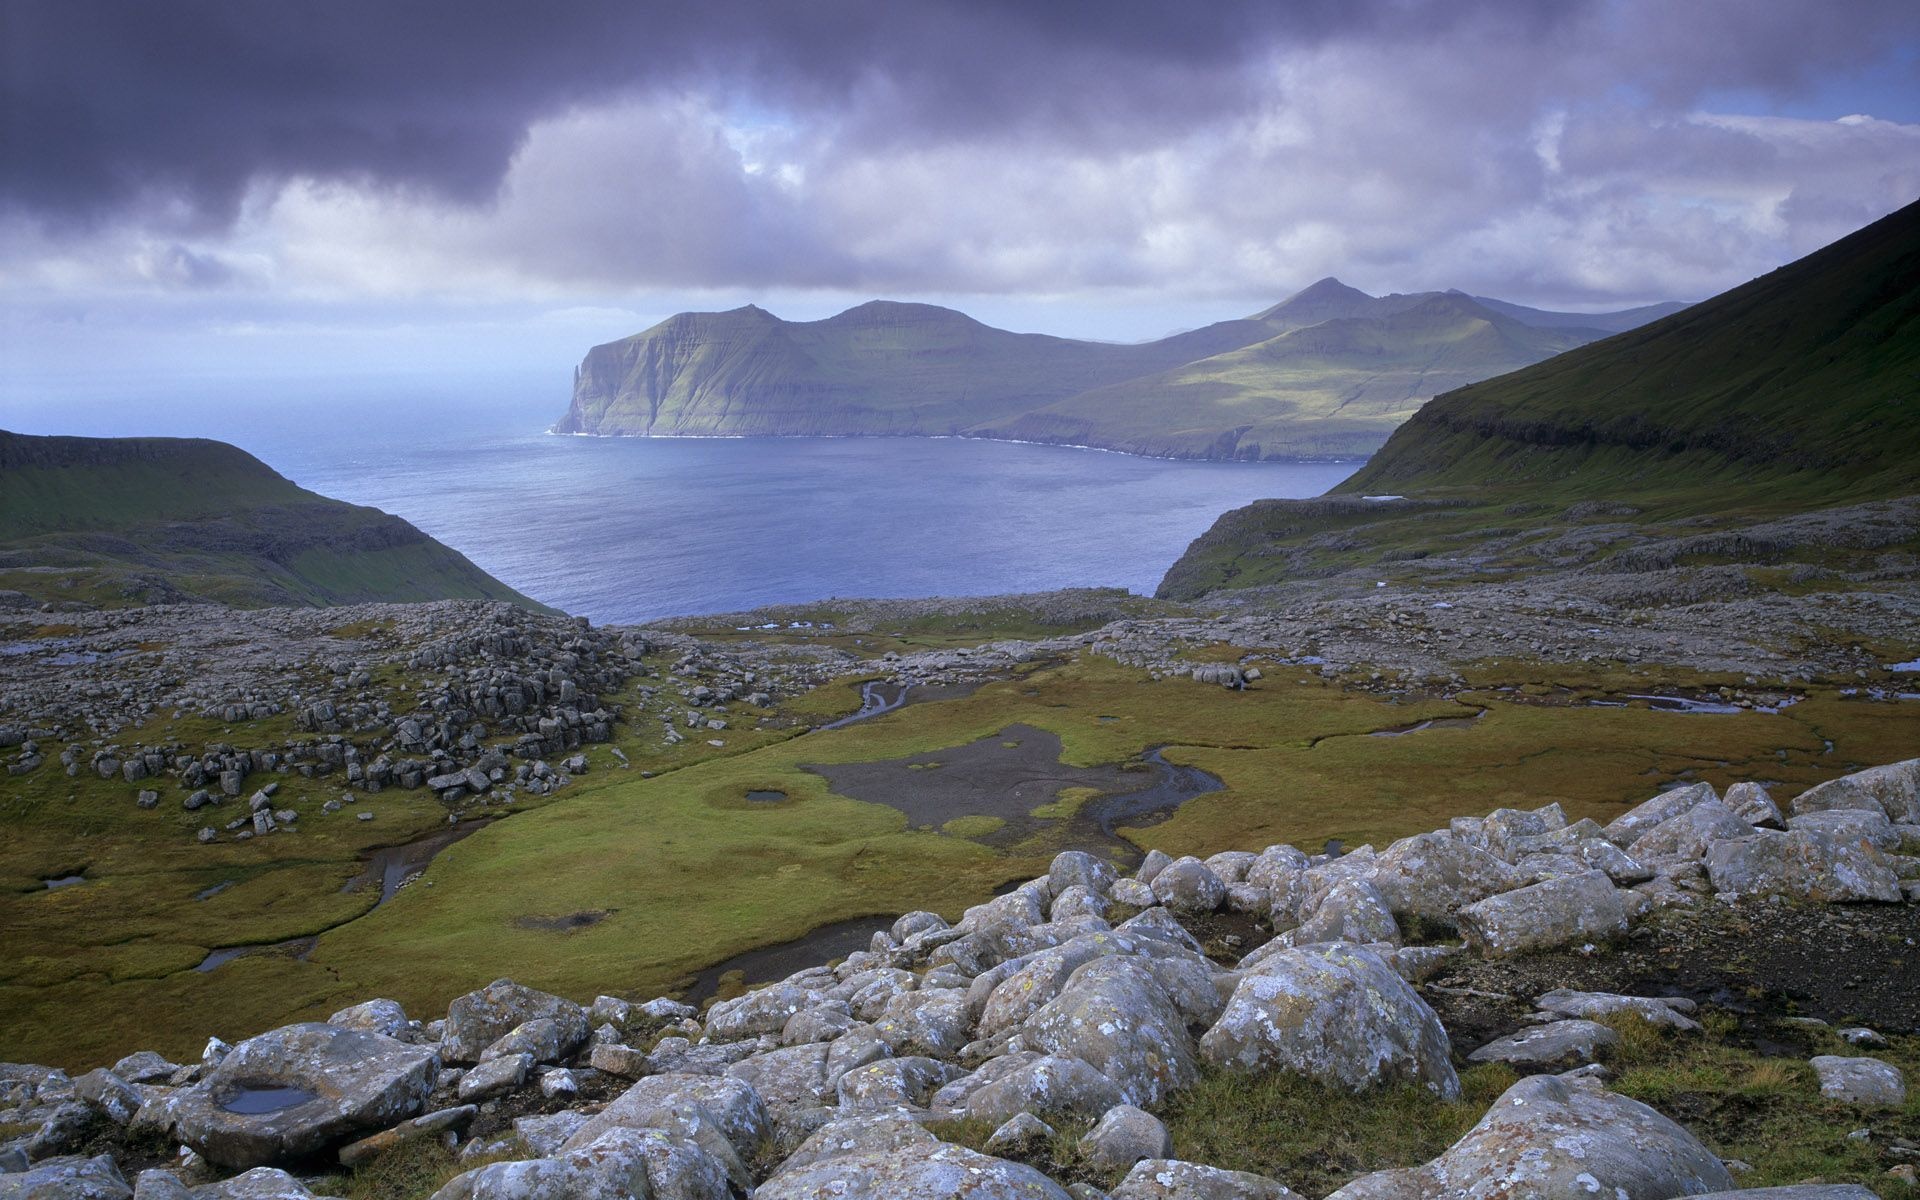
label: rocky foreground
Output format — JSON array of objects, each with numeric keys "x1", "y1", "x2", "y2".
[{"x1": 4, "y1": 756, "x2": 1916, "y2": 1200}]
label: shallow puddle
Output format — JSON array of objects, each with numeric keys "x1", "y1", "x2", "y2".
[{"x1": 219, "y1": 1085, "x2": 318, "y2": 1114}]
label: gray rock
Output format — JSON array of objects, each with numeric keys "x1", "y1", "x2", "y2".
[
  {"x1": 561, "y1": 1073, "x2": 770, "y2": 1162},
  {"x1": 1111, "y1": 878, "x2": 1158, "y2": 908},
  {"x1": 756, "y1": 1118, "x2": 1071, "y2": 1199},
  {"x1": 1110, "y1": 1160, "x2": 1299, "y2": 1200},
  {"x1": 1787, "y1": 809, "x2": 1900, "y2": 850},
  {"x1": 511, "y1": 1111, "x2": 589, "y2": 1157},
  {"x1": 986, "y1": 1112, "x2": 1056, "y2": 1155},
  {"x1": 1533, "y1": 989, "x2": 1702, "y2": 1032},
  {"x1": 1792, "y1": 759, "x2": 1920, "y2": 823},
  {"x1": 1079, "y1": 1105, "x2": 1173, "y2": 1174},
  {"x1": 337, "y1": 1105, "x2": 476, "y2": 1169},
  {"x1": 1150, "y1": 858, "x2": 1227, "y2": 913},
  {"x1": 1466, "y1": 1020, "x2": 1619, "y2": 1072},
  {"x1": 1689, "y1": 1189, "x2": 1882, "y2": 1200},
  {"x1": 1628, "y1": 799, "x2": 1754, "y2": 860},
  {"x1": 327, "y1": 999, "x2": 410, "y2": 1040},
  {"x1": 1455, "y1": 870, "x2": 1629, "y2": 956},
  {"x1": 1284, "y1": 878, "x2": 1399, "y2": 947},
  {"x1": 1702, "y1": 828, "x2": 1901, "y2": 901},
  {"x1": 965, "y1": 1054, "x2": 1125, "y2": 1123},
  {"x1": 108, "y1": 1051, "x2": 180, "y2": 1085},
  {"x1": 1137, "y1": 850, "x2": 1174, "y2": 884},
  {"x1": 1809, "y1": 1055, "x2": 1907, "y2": 1106},
  {"x1": 1364, "y1": 832, "x2": 1517, "y2": 925},
  {"x1": 1051, "y1": 851, "x2": 1119, "y2": 897},
  {"x1": 73, "y1": 1069, "x2": 142, "y2": 1126},
  {"x1": 431, "y1": 1126, "x2": 735, "y2": 1200},
  {"x1": 1200, "y1": 942, "x2": 1458, "y2": 1099},
  {"x1": 835, "y1": 1056, "x2": 962, "y2": 1111},
  {"x1": 706, "y1": 982, "x2": 819, "y2": 1042},
  {"x1": 0, "y1": 1154, "x2": 129, "y2": 1199},
  {"x1": 1050, "y1": 885, "x2": 1110, "y2": 923},
  {"x1": 725, "y1": 1043, "x2": 831, "y2": 1114},
  {"x1": 1723, "y1": 781, "x2": 1783, "y2": 828},
  {"x1": 1021, "y1": 957, "x2": 1199, "y2": 1107},
  {"x1": 1326, "y1": 1074, "x2": 1732, "y2": 1200},
  {"x1": 456, "y1": 1053, "x2": 530, "y2": 1103},
  {"x1": 441, "y1": 979, "x2": 587, "y2": 1064},
  {"x1": 1602, "y1": 782, "x2": 1716, "y2": 847},
  {"x1": 169, "y1": 1022, "x2": 439, "y2": 1170},
  {"x1": 481, "y1": 1018, "x2": 571, "y2": 1065}
]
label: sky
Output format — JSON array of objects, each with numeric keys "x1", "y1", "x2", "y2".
[{"x1": 3, "y1": 0, "x2": 1919, "y2": 424}]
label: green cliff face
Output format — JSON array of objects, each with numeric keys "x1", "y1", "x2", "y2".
[
  {"x1": 552, "y1": 288, "x2": 1674, "y2": 459},
  {"x1": 0, "y1": 431, "x2": 549, "y2": 611},
  {"x1": 1157, "y1": 199, "x2": 1920, "y2": 600}
]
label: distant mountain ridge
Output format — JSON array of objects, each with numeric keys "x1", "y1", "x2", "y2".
[
  {"x1": 0, "y1": 431, "x2": 547, "y2": 611},
  {"x1": 553, "y1": 282, "x2": 1685, "y2": 460}
]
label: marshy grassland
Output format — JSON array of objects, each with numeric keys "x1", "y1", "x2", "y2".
[{"x1": 4, "y1": 645, "x2": 1916, "y2": 1070}]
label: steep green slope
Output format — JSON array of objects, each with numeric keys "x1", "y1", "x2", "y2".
[
  {"x1": 0, "y1": 431, "x2": 548, "y2": 610},
  {"x1": 553, "y1": 288, "x2": 1675, "y2": 458},
  {"x1": 973, "y1": 295, "x2": 1599, "y2": 459},
  {"x1": 1158, "y1": 199, "x2": 1920, "y2": 599}
]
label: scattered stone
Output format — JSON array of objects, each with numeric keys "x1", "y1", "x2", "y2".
[{"x1": 1810, "y1": 1056, "x2": 1907, "y2": 1107}]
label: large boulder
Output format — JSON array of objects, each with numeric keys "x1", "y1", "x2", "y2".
[
  {"x1": 1364, "y1": 832, "x2": 1518, "y2": 926},
  {"x1": 1466, "y1": 1020, "x2": 1618, "y2": 1072},
  {"x1": 0, "y1": 1154, "x2": 130, "y2": 1199},
  {"x1": 1786, "y1": 809, "x2": 1900, "y2": 850},
  {"x1": 1151, "y1": 858, "x2": 1227, "y2": 913},
  {"x1": 1199, "y1": 943, "x2": 1458, "y2": 1099},
  {"x1": 1079, "y1": 1104, "x2": 1173, "y2": 1174},
  {"x1": 430, "y1": 1126, "x2": 738, "y2": 1200},
  {"x1": 1111, "y1": 1160, "x2": 1299, "y2": 1200},
  {"x1": 1326, "y1": 1074, "x2": 1732, "y2": 1200},
  {"x1": 1792, "y1": 759, "x2": 1920, "y2": 823},
  {"x1": 1627, "y1": 800, "x2": 1754, "y2": 861},
  {"x1": 1602, "y1": 783, "x2": 1715, "y2": 848},
  {"x1": 1050, "y1": 850, "x2": 1118, "y2": 897},
  {"x1": 561, "y1": 1073, "x2": 769, "y2": 1162},
  {"x1": 1702, "y1": 829, "x2": 1901, "y2": 902},
  {"x1": 756, "y1": 1114, "x2": 1071, "y2": 1199},
  {"x1": 964, "y1": 1054, "x2": 1125, "y2": 1124},
  {"x1": 1454, "y1": 871, "x2": 1630, "y2": 956},
  {"x1": 168, "y1": 1023, "x2": 439, "y2": 1169},
  {"x1": 1018, "y1": 957, "x2": 1200, "y2": 1107},
  {"x1": 441, "y1": 980, "x2": 587, "y2": 1064},
  {"x1": 1283, "y1": 879, "x2": 1399, "y2": 947}
]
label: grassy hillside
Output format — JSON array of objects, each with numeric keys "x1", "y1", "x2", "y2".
[
  {"x1": 554, "y1": 287, "x2": 1674, "y2": 459},
  {"x1": 0, "y1": 431, "x2": 548, "y2": 610},
  {"x1": 1159, "y1": 198, "x2": 1920, "y2": 599},
  {"x1": 973, "y1": 296, "x2": 1598, "y2": 459}
]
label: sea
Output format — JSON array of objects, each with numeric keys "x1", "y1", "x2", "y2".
[{"x1": 7, "y1": 380, "x2": 1359, "y2": 624}]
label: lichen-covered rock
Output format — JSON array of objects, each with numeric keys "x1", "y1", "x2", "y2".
[
  {"x1": 1702, "y1": 829, "x2": 1901, "y2": 902},
  {"x1": 964, "y1": 1054, "x2": 1125, "y2": 1123},
  {"x1": 755, "y1": 1118, "x2": 1071, "y2": 1199},
  {"x1": 1810, "y1": 1055, "x2": 1907, "y2": 1106},
  {"x1": 1533, "y1": 990, "x2": 1701, "y2": 1032},
  {"x1": 1050, "y1": 851, "x2": 1118, "y2": 897},
  {"x1": 440, "y1": 980, "x2": 587, "y2": 1064},
  {"x1": 834, "y1": 1056, "x2": 963, "y2": 1110},
  {"x1": 1079, "y1": 1104, "x2": 1173, "y2": 1173},
  {"x1": 1283, "y1": 879, "x2": 1399, "y2": 947},
  {"x1": 326, "y1": 1000, "x2": 411, "y2": 1041},
  {"x1": 1019, "y1": 957, "x2": 1199, "y2": 1107},
  {"x1": 1110, "y1": 1159, "x2": 1299, "y2": 1200},
  {"x1": 431, "y1": 1126, "x2": 737, "y2": 1200},
  {"x1": 1792, "y1": 759, "x2": 1920, "y2": 823},
  {"x1": 1723, "y1": 781, "x2": 1783, "y2": 828},
  {"x1": 561, "y1": 1073, "x2": 769, "y2": 1162},
  {"x1": 0, "y1": 1154, "x2": 129, "y2": 1200},
  {"x1": 725, "y1": 1044, "x2": 831, "y2": 1113},
  {"x1": 1603, "y1": 783, "x2": 1716, "y2": 848},
  {"x1": 1455, "y1": 870, "x2": 1629, "y2": 956},
  {"x1": 1466, "y1": 1020, "x2": 1618, "y2": 1072},
  {"x1": 1364, "y1": 832, "x2": 1517, "y2": 925},
  {"x1": 1329, "y1": 1074, "x2": 1732, "y2": 1200},
  {"x1": 1628, "y1": 799, "x2": 1755, "y2": 860},
  {"x1": 1787, "y1": 809, "x2": 1900, "y2": 850},
  {"x1": 168, "y1": 1023, "x2": 439, "y2": 1169},
  {"x1": 873, "y1": 988, "x2": 972, "y2": 1058},
  {"x1": 1199, "y1": 943, "x2": 1458, "y2": 1099},
  {"x1": 1151, "y1": 858, "x2": 1227, "y2": 914}
]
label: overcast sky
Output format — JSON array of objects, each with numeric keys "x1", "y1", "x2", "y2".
[{"x1": 4, "y1": 0, "x2": 1919, "y2": 416}]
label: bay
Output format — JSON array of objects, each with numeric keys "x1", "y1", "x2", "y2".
[{"x1": 278, "y1": 431, "x2": 1354, "y2": 624}]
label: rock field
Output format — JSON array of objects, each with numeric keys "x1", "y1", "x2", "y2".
[{"x1": 3, "y1": 757, "x2": 1916, "y2": 1199}]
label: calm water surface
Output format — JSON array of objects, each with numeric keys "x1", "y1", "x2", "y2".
[
  {"x1": 278, "y1": 432, "x2": 1355, "y2": 623},
  {"x1": 9, "y1": 383, "x2": 1357, "y2": 623}
]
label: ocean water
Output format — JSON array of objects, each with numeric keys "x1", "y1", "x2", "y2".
[
  {"x1": 5, "y1": 381, "x2": 1357, "y2": 623},
  {"x1": 279, "y1": 431, "x2": 1355, "y2": 623}
]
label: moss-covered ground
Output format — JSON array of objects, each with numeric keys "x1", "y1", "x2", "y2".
[{"x1": 2, "y1": 652, "x2": 1915, "y2": 1069}]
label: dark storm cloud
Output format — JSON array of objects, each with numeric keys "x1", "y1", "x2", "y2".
[{"x1": 1, "y1": 0, "x2": 1577, "y2": 228}]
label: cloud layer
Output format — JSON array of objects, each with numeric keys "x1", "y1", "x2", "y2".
[{"x1": 5, "y1": 0, "x2": 1919, "y2": 316}]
